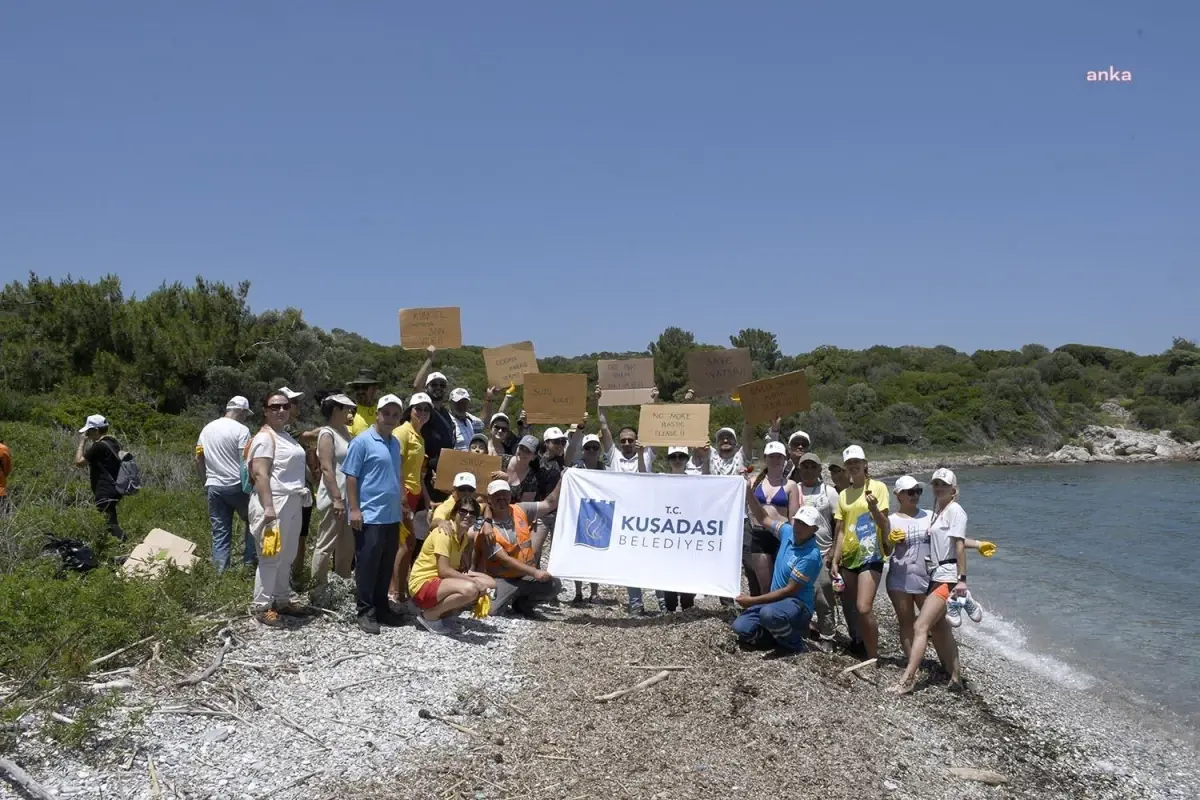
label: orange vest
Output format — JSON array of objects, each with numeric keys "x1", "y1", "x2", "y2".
[
  {"x1": 485, "y1": 504, "x2": 535, "y2": 579},
  {"x1": 0, "y1": 443, "x2": 10, "y2": 496}
]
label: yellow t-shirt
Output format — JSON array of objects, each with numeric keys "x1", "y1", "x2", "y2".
[
  {"x1": 431, "y1": 495, "x2": 457, "y2": 523},
  {"x1": 350, "y1": 406, "x2": 376, "y2": 437},
  {"x1": 408, "y1": 527, "x2": 467, "y2": 595},
  {"x1": 834, "y1": 478, "x2": 891, "y2": 569},
  {"x1": 393, "y1": 422, "x2": 425, "y2": 495}
]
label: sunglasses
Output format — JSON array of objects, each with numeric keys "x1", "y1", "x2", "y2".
[
  {"x1": 493, "y1": 425, "x2": 509, "y2": 432},
  {"x1": 428, "y1": 382, "x2": 447, "y2": 389},
  {"x1": 583, "y1": 445, "x2": 600, "y2": 452},
  {"x1": 829, "y1": 466, "x2": 844, "y2": 473},
  {"x1": 619, "y1": 438, "x2": 636, "y2": 445},
  {"x1": 902, "y1": 488, "x2": 923, "y2": 497},
  {"x1": 668, "y1": 455, "x2": 688, "y2": 462},
  {"x1": 266, "y1": 403, "x2": 291, "y2": 411}
]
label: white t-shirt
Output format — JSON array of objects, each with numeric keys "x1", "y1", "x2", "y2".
[
  {"x1": 450, "y1": 412, "x2": 484, "y2": 451},
  {"x1": 247, "y1": 429, "x2": 308, "y2": 497},
  {"x1": 606, "y1": 445, "x2": 654, "y2": 473},
  {"x1": 196, "y1": 417, "x2": 251, "y2": 489},
  {"x1": 798, "y1": 481, "x2": 839, "y2": 555},
  {"x1": 928, "y1": 501, "x2": 968, "y2": 583},
  {"x1": 314, "y1": 427, "x2": 351, "y2": 512}
]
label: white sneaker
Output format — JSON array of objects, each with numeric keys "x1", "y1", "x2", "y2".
[
  {"x1": 416, "y1": 615, "x2": 450, "y2": 635},
  {"x1": 961, "y1": 592, "x2": 983, "y2": 623},
  {"x1": 945, "y1": 598, "x2": 963, "y2": 628}
]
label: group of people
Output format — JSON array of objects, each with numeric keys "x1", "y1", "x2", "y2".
[{"x1": 80, "y1": 345, "x2": 995, "y2": 693}]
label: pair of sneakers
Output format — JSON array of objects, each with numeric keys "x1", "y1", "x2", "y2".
[{"x1": 946, "y1": 591, "x2": 983, "y2": 628}]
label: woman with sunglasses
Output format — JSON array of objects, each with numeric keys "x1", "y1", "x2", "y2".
[
  {"x1": 486, "y1": 413, "x2": 518, "y2": 457},
  {"x1": 408, "y1": 495, "x2": 497, "y2": 635},
  {"x1": 309, "y1": 392, "x2": 357, "y2": 590},
  {"x1": 889, "y1": 468, "x2": 996, "y2": 694},
  {"x1": 568, "y1": 431, "x2": 605, "y2": 603},
  {"x1": 744, "y1": 441, "x2": 801, "y2": 597},
  {"x1": 388, "y1": 391, "x2": 434, "y2": 604},
  {"x1": 245, "y1": 391, "x2": 311, "y2": 625},
  {"x1": 885, "y1": 475, "x2": 932, "y2": 661}
]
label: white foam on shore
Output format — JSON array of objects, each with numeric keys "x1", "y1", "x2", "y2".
[{"x1": 959, "y1": 606, "x2": 1098, "y2": 691}]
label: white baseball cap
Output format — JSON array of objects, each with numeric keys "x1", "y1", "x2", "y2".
[
  {"x1": 714, "y1": 427, "x2": 737, "y2": 440},
  {"x1": 226, "y1": 396, "x2": 250, "y2": 411},
  {"x1": 894, "y1": 475, "x2": 921, "y2": 493},
  {"x1": 490, "y1": 412, "x2": 510, "y2": 425},
  {"x1": 667, "y1": 446, "x2": 690, "y2": 456},
  {"x1": 487, "y1": 479, "x2": 512, "y2": 496},
  {"x1": 793, "y1": 506, "x2": 822, "y2": 528},
  {"x1": 278, "y1": 386, "x2": 304, "y2": 400},
  {"x1": 931, "y1": 467, "x2": 958, "y2": 487},
  {"x1": 78, "y1": 414, "x2": 108, "y2": 433},
  {"x1": 842, "y1": 445, "x2": 866, "y2": 462},
  {"x1": 425, "y1": 371, "x2": 448, "y2": 386},
  {"x1": 377, "y1": 394, "x2": 404, "y2": 410},
  {"x1": 449, "y1": 387, "x2": 470, "y2": 403},
  {"x1": 582, "y1": 434, "x2": 601, "y2": 447},
  {"x1": 764, "y1": 441, "x2": 787, "y2": 456},
  {"x1": 409, "y1": 392, "x2": 433, "y2": 408},
  {"x1": 788, "y1": 430, "x2": 811, "y2": 445},
  {"x1": 543, "y1": 426, "x2": 567, "y2": 442},
  {"x1": 453, "y1": 472, "x2": 477, "y2": 490}
]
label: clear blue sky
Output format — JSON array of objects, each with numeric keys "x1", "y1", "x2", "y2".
[{"x1": 2, "y1": 2, "x2": 1196, "y2": 357}]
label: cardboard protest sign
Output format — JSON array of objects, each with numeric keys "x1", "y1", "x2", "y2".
[
  {"x1": 399, "y1": 307, "x2": 462, "y2": 350},
  {"x1": 123, "y1": 528, "x2": 199, "y2": 578},
  {"x1": 598, "y1": 358, "x2": 656, "y2": 407},
  {"x1": 687, "y1": 348, "x2": 753, "y2": 398},
  {"x1": 524, "y1": 373, "x2": 588, "y2": 424},
  {"x1": 637, "y1": 404, "x2": 711, "y2": 447},
  {"x1": 737, "y1": 370, "x2": 812, "y2": 425},
  {"x1": 483, "y1": 341, "x2": 538, "y2": 387},
  {"x1": 433, "y1": 448, "x2": 503, "y2": 494}
]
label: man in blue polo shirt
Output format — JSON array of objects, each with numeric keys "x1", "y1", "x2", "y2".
[
  {"x1": 732, "y1": 476, "x2": 823, "y2": 652},
  {"x1": 343, "y1": 393, "x2": 411, "y2": 635}
]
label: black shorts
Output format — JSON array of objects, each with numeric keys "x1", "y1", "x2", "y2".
[
  {"x1": 842, "y1": 562, "x2": 883, "y2": 575},
  {"x1": 746, "y1": 526, "x2": 780, "y2": 557}
]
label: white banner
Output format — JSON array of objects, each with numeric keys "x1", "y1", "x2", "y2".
[{"x1": 547, "y1": 470, "x2": 745, "y2": 597}]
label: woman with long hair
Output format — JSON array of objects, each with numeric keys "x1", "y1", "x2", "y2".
[
  {"x1": 388, "y1": 391, "x2": 433, "y2": 604},
  {"x1": 885, "y1": 475, "x2": 932, "y2": 661},
  {"x1": 246, "y1": 391, "x2": 311, "y2": 625},
  {"x1": 408, "y1": 495, "x2": 497, "y2": 635},
  {"x1": 888, "y1": 468, "x2": 996, "y2": 694},
  {"x1": 310, "y1": 392, "x2": 357, "y2": 589},
  {"x1": 744, "y1": 441, "x2": 801, "y2": 597}
]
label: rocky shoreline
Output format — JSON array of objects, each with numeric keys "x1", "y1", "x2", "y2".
[
  {"x1": 4, "y1": 582, "x2": 1197, "y2": 799},
  {"x1": 869, "y1": 425, "x2": 1200, "y2": 478}
]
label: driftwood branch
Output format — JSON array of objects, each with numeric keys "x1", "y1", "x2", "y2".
[
  {"x1": 328, "y1": 652, "x2": 368, "y2": 669},
  {"x1": 840, "y1": 658, "x2": 878, "y2": 676},
  {"x1": 417, "y1": 708, "x2": 481, "y2": 738},
  {"x1": 594, "y1": 669, "x2": 671, "y2": 702},
  {"x1": 0, "y1": 757, "x2": 55, "y2": 800},
  {"x1": 625, "y1": 664, "x2": 691, "y2": 671},
  {"x1": 88, "y1": 635, "x2": 156, "y2": 668},
  {"x1": 176, "y1": 628, "x2": 233, "y2": 687}
]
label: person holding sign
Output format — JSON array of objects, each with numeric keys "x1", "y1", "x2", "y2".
[
  {"x1": 408, "y1": 495, "x2": 496, "y2": 636},
  {"x1": 481, "y1": 474, "x2": 563, "y2": 618},
  {"x1": 681, "y1": 389, "x2": 751, "y2": 476},
  {"x1": 733, "y1": 476, "x2": 823, "y2": 653},
  {"x1": 830, "y1": 445, "x2": 891, "y2": 666},
  {"x1": 744, "y1": 442, "x2": 801, "y2": 597}
]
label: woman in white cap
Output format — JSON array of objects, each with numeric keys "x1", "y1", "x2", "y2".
[
  {"x1": 680, "y1": 389, "x2": 750, "y2": 476},
  {"x1": 659, "y1": 446, "x2": 700, "y2": 611},
  {"x1": 245, "y1": 391, "x2": 311, "y2": 625},
  {"x1": 885, "y1": 475, "x2": 932, "y2": 661},
  {"x1": 447, "y1": 386, "x2": 487, "y2": 451},
  {"x1": 830, "y1": 445, "x2": 891, "y2": 664},
  {"x1": 486, "y1": 413, "x2": 518, "y2": 457},
  {"x1": 568, "y1": 431, "x2": 605, "y2": 603},
  {"x1": 278, "y1": 387, "x2": 315, "y2": 589},
  {"x1": 480, "y1": 474, "x2": 563, "y2": 617},
  {"x1": 74, "y1": 413, "x2": 127, "y2": 540},
  {"x1": 409, "y1": 495, "x2": 496, "y2": 635},
  {"x1": 387, "y1": 391, "x2": 433, "y2": 604},
  {"x1": 529, "y1": 427, "x2": 569, "y2": 564},
  {"x1": 762, "y1": 423, "x2": 810, "y2": 482},
  {"x1": 792, "y1": 452, "x2": 846, "y2": 641},
  {"x1": 889, "y1": 468, "x2": 996, "y2": 694},
  {"x1": 309, "y1": 392, "x2": 357, "y2": 589},
  {"x1": 744, "y1": 440, "x2": 800, "y2": 597}
]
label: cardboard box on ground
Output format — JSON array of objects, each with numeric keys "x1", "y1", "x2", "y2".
[{"x1": 122, "y1": 528, "x2": 199, "y2": 578}]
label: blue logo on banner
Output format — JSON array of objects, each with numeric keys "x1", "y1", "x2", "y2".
[{"x1": 575, "y1": 498, "x2": 616, "y2": 550}]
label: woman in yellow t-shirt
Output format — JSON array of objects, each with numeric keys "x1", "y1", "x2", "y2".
[
  {"x1": 409, "y1": 496, "x2": 496, "y2": 635},
  {"x1": 830, "y1": 445, "x2": 892, "y2": 665},
  {"x1": 388, "y1": 392, "x2": 432, "y2": 603}
]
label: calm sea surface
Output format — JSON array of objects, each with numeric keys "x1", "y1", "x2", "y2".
[{"x1": 911, "y1": 462, "x2": 1200, "y2": 734}]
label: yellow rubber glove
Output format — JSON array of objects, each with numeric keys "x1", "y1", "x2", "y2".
[
  {"x1": 505, "y1": 382, "x2": 517, "y2": 396},
  {"x1": 261, "y1": 524, "x2": 281, "y2": 557},
  {"x1": 472, "y1": 594, "x2": 491, "y2": 619},
  {"x1": 977, "y1": 540, "x2": 997, "y2": 558},
  {"x1": 889, "y1": 529, "x2": 907, "y2": 545}
]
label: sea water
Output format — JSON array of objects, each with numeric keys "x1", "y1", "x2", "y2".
[{"x1": 919, "y1": 462, "x2": 1200, "y2": 733}]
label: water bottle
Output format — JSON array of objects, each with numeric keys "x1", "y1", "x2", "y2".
[{"x1": 832, "y1": 573, "x2": 845, "y2": 593}]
